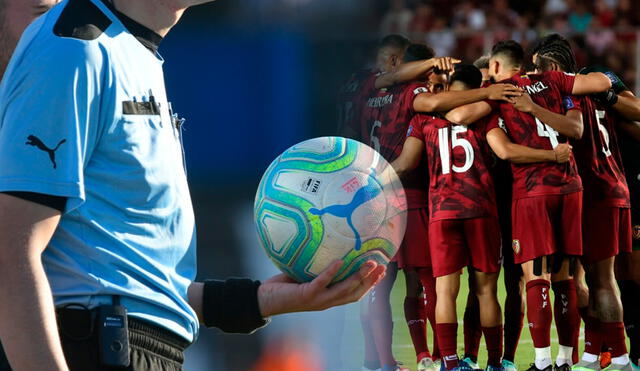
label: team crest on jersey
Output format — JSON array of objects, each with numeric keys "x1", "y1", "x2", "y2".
[
  {"x1": 633, "y1": 225, "x2": 640, "y2": 240},
  {"x1": 512, "y1": 239, "x2": 521, "y2": 255},
  {"x1": 413, "y1": 87, "x2": 428, "y2": 95}
]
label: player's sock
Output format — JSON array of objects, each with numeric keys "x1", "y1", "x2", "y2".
[
  {"x1": 404, "y1": 297, "x2": 429, "y2": 362},
  {"x1": 370, "y1": 272, "x2": 397, "y2": 368},
  {"x1": 419, "y1": 268, "x2": 440, "y2": 360},
  {"x1": 437, "y1": 323, "x2": 459, "y2": 370},
  {"x1": 601, "y1": 322, "x2": 629, "y2": 361},
  {"x1": 482, "y1": 325, "x2": 503, "y2": 368},
  {"x1": 417, "y1": 293, "x2": 431, "y2": 363},
  {"x1": 364, "y1": 359, "x2": 382, "y2": 371},
  {"x1": 361, "y1": 304, "x2": 380, "y2": 370},
  {"x1": 463, "y1": 293, "x2": 481, "y2": 362},
  {"x1": 556, "y1": 345, "x2": 573, "y2": 367},
  {"x1": 552, "y1": 280, "x2": 579, "y2": 366},
  {"x1": 503, "y1": 289, "x2": 524, "y2": 363},
  {"x1": 526, "y1": 279, "x2": 552, "y2": 348},
  {"x1": 619, "y1": 280, "x2": 640, "y2": 363},
  {"x1": 534, "y1": 346, "x2": 553, "y2": 370},
  {"x1": 582, "y1": 315, "x2": 602, "y2": 362}
]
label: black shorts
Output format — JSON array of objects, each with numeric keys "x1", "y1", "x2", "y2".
[{"x1": 0, "y1": 308, "x2": 190, "y2": 371}]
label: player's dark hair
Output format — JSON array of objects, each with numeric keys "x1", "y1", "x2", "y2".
[
  {"x1": 473, "y1": 55, "x2": 490, "y2": 69},
  {"x1": 534, "y1": 34, "x2": 577, "y2": 73},
  {"x1": 450, "y1": 64, "x2": 483, "y2": 89},
  {"x1": 403, "y1": 43, "x2": 435, "y2": 63},
  {"x1": 378, "y1": 34, "x2": 411, "y2": 52},
  {"x1": 490, "y1": 40, "x2": 524, "y2": 68},
  {"x1": 530, "y1": 33, "x2": 570, "y2": 56}
]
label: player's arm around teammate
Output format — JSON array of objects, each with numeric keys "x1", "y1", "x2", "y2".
[
  {"x1": 374, "y1": 56, "x2": 460, "y2": 89},
  {"x1": 413, "y1": 82, "x2": 521, "y2": 114},
  {"x1": 486, "y1": 126, "x2": 573, "y2": 164},
  {"x1": 511, "y1": 92, "x2": 584, "y2": 139}
]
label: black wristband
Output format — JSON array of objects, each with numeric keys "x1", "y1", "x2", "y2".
[
  {"x1": 593, "y1": 89, "x2": 618, "y2": 107},
  {"x1": 202, "y1": 278, "x2": 269, "y2": 334}
]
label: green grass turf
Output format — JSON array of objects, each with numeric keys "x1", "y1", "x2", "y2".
[
  {"x1": 390, "y1": 269, "x2": 546, "y2": 371},
  {"x1": 341, "y1": 269, "x2": 570, "y2": 371}
]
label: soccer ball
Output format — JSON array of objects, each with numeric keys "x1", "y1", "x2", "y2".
[{"x1": 254, "y1": 136, "x2": 407, "y2": 283}]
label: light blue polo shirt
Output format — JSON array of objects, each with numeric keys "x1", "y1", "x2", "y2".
[{"x1": 0, "y1": 0, "x2": 198, "y2": 341}]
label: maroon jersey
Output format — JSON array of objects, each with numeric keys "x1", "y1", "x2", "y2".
[
  {"x1": 359, "y1": 82, "x2": 429, "y2": 208},
  {"x1": 408, "y1": 113, "x2": 498, "y2": 221},
  {"x1": 338, "y1": 70, "x2": 378, "y2": 136},
  {"x1": 487, "y1": 71, "x2": 582, "y2": 199},
  {"x1": 568, "y1": 95, "x2": 630, "y2": 208}
]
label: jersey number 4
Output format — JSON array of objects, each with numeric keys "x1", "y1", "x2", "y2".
[
  {"x1": 535, "y1": 118, "x2": 560, "y2": 148},
  {"x1": 438, "y1": 126, "x2": 474, "y2": 175}
]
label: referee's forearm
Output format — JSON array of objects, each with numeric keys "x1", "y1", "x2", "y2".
[
  {"x1": 0, "y1": 194, "x2": 68, "y2": 370},
  {"x1": 0, "y1": 256, "x2": 69, "y2": 371}
]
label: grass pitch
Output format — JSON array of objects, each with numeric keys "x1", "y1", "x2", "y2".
[{"x1": 341, "y1": 269, "x2": 568, "y2": 371}]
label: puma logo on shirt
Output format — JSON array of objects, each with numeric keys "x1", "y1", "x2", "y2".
[{"x1": 26, "y1": 135, "x2": 66, "y2": 169}]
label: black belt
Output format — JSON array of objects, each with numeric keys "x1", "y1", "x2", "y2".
[{"x1": 56, "y1": 306, "x2": 190, "y2": 363}]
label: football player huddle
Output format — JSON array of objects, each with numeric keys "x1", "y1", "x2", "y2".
[{"x1": 338, "y1": 34, "x2": 640, "y2": 371}]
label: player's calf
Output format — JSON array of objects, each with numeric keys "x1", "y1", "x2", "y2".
[
  {"x1": 616, "y1": 250, "x2": 640, "y2": 366},
  {"x1": 474, "y1": 271, "x2": 503, "y2": 370},
  {"x1": 523, "y1": 257, "x2": 554, "y2": 371},
  {"x1": 435, "y1": 272, "x2": 462, "y2": 371},
  {"x1": 551, "y1": 259, "x2": 580, "y2": 368},
  {"x1": 404, "y1": 269, "x2": 431, "y2": 364}
]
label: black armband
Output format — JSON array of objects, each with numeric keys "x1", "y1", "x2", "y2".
[{"x1": 202, "y1": 278, "x2": 270, "y2": 334}]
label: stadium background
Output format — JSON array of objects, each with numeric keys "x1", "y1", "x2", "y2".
[{"x1": 161, "y1": 0, "x2": 640, "y2": 369}]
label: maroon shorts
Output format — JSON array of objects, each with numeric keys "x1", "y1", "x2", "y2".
[
  {"x1": 428, "y1": 216, "x2": 501, "y2": 277},
  {"x1": 396, "y1": 208, "x2": 431, "y2": 269},
  {"x1": 511, "y1": 192, "x2": 582, "y2": 265},
  {"x1": 582, "y1": 206, "x2": 632, "y2": 264}
]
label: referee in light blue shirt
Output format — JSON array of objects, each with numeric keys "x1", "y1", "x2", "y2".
[{"x1": 0, "y1": 0, "x2": 386, "y2": 370}]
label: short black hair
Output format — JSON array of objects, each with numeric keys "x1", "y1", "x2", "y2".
[
  {"x1": 473, "y1": 55, "x2": 490, "y2": 69},
  {"x1": 450, "y1": 64, "x2": 483, "y2": 89},
  {"x1": 491, "y1": 40, "x2": 524, "y2": 68},
  {"x1": 403, "y1": 43, "x2": 435, "y2": 63},
  {"x1": 533, "y1": 34, "x2": 577, "y2": 73},
  {"x1": 378, "y1": 34, "x2": 411, "y2": 52}
]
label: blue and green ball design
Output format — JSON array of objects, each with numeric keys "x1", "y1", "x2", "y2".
[{"x1": 254, "y1": 136, "x2": 407, "y2": 283}]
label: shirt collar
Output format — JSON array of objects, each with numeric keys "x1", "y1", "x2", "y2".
[{"x1": 99, "y1": 0, "x2": 163, "y2": 54}]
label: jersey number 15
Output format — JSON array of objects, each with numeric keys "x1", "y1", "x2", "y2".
[{"x1": 438, "y1": 126, "x2": 474, "y2": 175}]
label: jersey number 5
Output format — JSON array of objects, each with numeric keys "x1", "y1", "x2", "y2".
[
  {"x1": 595, "y1": 110, "x2": 612, "y2": 157},
  {"x1": 438, "y1": 126, "x2": 474, "y2": 175},
  {"x1": 370, "y1": 121, "x2": 382, "y2": 153}
]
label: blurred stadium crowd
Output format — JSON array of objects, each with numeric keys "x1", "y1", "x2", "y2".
[{"x1": 375, "y1": 0, "x2": 639, "y2": 92}]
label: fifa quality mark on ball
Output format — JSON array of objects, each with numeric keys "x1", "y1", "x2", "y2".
[
  {"x1": 254, "y1": 136, "x2": 407, "y2": 282},
  {"x1": 634, "y1": 225, "x2": 640, "y2": 241}
]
